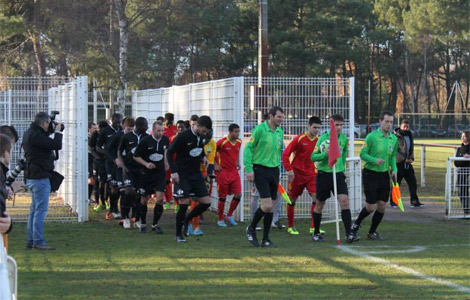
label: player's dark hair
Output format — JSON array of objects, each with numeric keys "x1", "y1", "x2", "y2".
[
  {"x1": 111, "y1": 113, "x2": 123, "y2": 123},
  {"x1": 197, "y1": 115, "x2": 212, "y2": 130},
  {"x1": 98, "y1": 120, "x2": 108, "y2": 129},
  {"x1": 88, "y1": 122, "x2": 96, "y2": 129},
  {"x1": 135, "y1": 117, "x2": 148, "y2": 129},
  {"x1": 308, "y1": 116, "x2": 321, "y2": 126},
  {"x1": 165, "y1": 113, "x2": 174, "y2": 123},
  {"x1": 269, "y1": 106, "x2": 284, "y2": 117},
  {"x1": 380, "y1": 111, "x2": 394, "y2": 120},
  {"x1": 229, "y1": 123, "x2": 240, "y2": 132},
  {"x1": 0, "y1": 125, "x2": 18, "y2": 143},
  {"x1": 156, "y1": 116, "x2": 164, "y2": 122},
  {"x1": 401, "y1": 119, "x2": 410, "y2": 125},
  {"x1": 331, "y1": 114, "x2": 344, "y2": 122},
  {"x1": 176, "y1": 120, "x2": 185, "y2": 127},
  {"x1": 190, "y1": 114, "x2": 199, "y2": 122},
  {"x1": 0, "y1": 133, "x2": 12, "y2": 156},
  {"x1": 184, "y1": 120, "x2": 190, "y2": 129}
]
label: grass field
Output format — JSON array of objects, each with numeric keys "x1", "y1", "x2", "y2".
[{"x1": 6, "y1": 138, "x2": 470, "y2": 299}]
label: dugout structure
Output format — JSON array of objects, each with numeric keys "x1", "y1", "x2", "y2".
[
  {"x1": 132, "y1": 77, "x2": 362, "y2": 223},
  {"x1": 0, "y1": 76, "x2": 89, "y2": 222}
]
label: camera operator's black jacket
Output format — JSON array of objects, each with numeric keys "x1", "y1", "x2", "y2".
[
  {"x1": 1, "y1": 162, "x2": 12, "y2": 233},
  {"x1": 22, "y1": 122, "x2": 63, "y2": 179}
]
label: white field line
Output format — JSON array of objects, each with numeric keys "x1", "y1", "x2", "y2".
[{"x1": 339, "y1": 245, "x2": 470, "y2": 295}]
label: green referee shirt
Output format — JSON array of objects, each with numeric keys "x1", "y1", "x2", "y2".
[
  {"x1": 244, "y1": 121, "x2": 284, "y2": 173},
  {"x1": 310, "y1": 131, "x2": 348, "y2": 173},
  {"x1": 360, "y1": 128, "x2": 398, "y2": 173}
]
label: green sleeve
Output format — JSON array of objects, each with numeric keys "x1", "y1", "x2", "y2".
[
  {"x1": 341, "y1": 138, "x2": 348, "y2": 167},
  {"x1": 391, "y1": 138, "x2": 398, "y2": 173},
  {"x1": 311, "y1": 135, "x2": 327, "y2": 162},
  {"x1": 243, "y1": 126, "x2": 260, "y2": 173},
  {"x1": 360, "y1": 133, "x2": 378, "y2": 164}
]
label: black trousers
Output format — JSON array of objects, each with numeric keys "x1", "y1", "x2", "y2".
[{"x1": 397, "y1": 163, "x2": 419, "y2": 203}]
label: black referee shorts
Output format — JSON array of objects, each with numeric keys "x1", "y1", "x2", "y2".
[
  {"x1": 173, "y1": 172, "x2": 209, "y2": 199},
  {"x1": 316, "y1": 171, "x2": 348, "y2": 202},
  {"x1": 138, "y1": 169, "x2": 166, "y2": 196},
  {"x1": 253, "y1": 164, "x2": 280, "y2": 200},
  {"x1": 362, "y1": 169, "x2": 390, "y2": 204}
]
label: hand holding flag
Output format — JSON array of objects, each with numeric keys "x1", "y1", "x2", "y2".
[{"x1": 278, "y1": 183, "x2": 292, "y2": 205}]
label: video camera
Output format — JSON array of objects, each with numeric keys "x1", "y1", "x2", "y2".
[{"x1": 48, "y1": 111, "x2": 65, "y2": 134}]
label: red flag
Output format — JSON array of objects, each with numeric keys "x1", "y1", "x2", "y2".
[{"x1": 328, "y1": 118, "x2": 341, "y2": 168}]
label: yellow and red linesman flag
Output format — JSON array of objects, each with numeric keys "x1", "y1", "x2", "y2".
[
  {"x1": 278, "y1": 183, "x2": 292, "y2": 205},
  {"x1": 328, "y1": 118, "x2": 341, "y2": 168},
  {"x1": 391, "y1": 178, "x2": 405, "y2": 212}
]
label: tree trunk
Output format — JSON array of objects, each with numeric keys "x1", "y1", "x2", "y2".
[{"x1": 113, "y1": 0, "x2": 129, "y2": 91}]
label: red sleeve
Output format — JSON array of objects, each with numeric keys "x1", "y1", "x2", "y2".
[
  {"x1": 216, "y1": 138, "x2": 225, "y2": 151},
  {"x1": 282, "y1": 135, "x2": 299, "y2": 172}
]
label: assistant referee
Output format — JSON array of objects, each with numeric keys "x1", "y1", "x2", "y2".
[{"x1": 244, "y1": 106, "x2": 284, "y2": 247}]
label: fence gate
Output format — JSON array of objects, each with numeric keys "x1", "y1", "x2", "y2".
[
  {"x1": 445, "y1": 157, "x2": 470, "y2": 219},
  {"x1": 0, "y1": 76, "x2": 88, "y2": 222}
]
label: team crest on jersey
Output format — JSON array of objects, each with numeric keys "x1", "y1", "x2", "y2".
[
  {"x1": 163, "y1": 145, "x2": 167, "y2": 150},
  {"x1": 206, "y1": 146, "x2": 212, "y2": 153},
  {"x1": 149, "y1": 153, "x2": 164, "y2": 162},
  {"x1": 176, "y1": 189, "x2": 184, "y2": 195},
  {"x1": 190, "y1": 148, "x2": 203, "y2": 157}
]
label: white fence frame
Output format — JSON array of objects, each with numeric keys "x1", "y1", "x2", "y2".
[
  {"x1": 445, "y1": 157, "x2": 470, "y2": 219},
  {"x1": 48, "y1": 76, "x2": 89, "y2": 222}
]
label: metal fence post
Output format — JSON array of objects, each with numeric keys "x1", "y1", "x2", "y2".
[{"x1": 421, "y1": 145, "x2": 426, "y2": 187}]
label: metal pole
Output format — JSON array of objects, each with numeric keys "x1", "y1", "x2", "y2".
[
  {"x1": 420, "y1": 145, "x2": 426, "y2": 187},
  {"x1": 93, "y1": 79, "x2": 97, "y2": 123},
  {"x1": 258, "y1": 0, "x2": 268, "y2": 113},
  {"x1": 368, "y1": 79, "x2": 371, "y2": 131}
]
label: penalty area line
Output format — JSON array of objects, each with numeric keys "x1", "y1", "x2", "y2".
[{"x1": 338, "y1": 245, "x2": 470, "y2": 295}]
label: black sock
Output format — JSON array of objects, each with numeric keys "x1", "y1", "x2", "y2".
[
  {"x1": 119, "y1": 191, "x2": 126, "y2": 215},
  {"x1": 341, "y1": 209, "x2": 352, "y2": 235},
  {"x1": 153, "y1": 204, "x2": 164, "y2": 225},
  {"x1": 139, "y1": 203, "x2": 148, "y2": 225},
  {"x1": 88, "y1": 184, "x2": 93, "y2": 199},
  {"x1": 355, "y1": 207, "x2": 371, "y2": 226},
  {"x1": 131, "y1": 194, "x2": 139, "y2": 220},
  {"x1": 122, "y1": 193, "x2": 133, "y2": 219},
  {"x1": 176, "y1": 204, "x2": 189, "y2": 236},
  {"x1": 100, "y1": 183, "x2": 107, "y2": 206},
  {"x1": 263, "y1": 212, "x2": 273, "y2": 241},
  {"x1": 313, "y1": 212, "x2": 322, "y2": 235},
  {"x1": 250, "y1": 207, "x2": 265, "y2": 228},
  {"x1": 185, "y1": 203, "x2": 211, "y2": 223},
  {"x1": 369, "y1": 211, "x2": 384, "y2": 234},
  {"x1": 110, "y1": 192, "x2": 119, "y2": 212}
]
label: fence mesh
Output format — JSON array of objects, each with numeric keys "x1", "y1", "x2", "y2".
[{"x1": 446, "y1": 158, "x2": 470, "y2": 218}]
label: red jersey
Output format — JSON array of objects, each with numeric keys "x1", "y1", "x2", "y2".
[
  {"x1": 216, "y1": 137, "x2": 242, "y2": 172},
  {"x1": 164, "y1": 124, "x2": 177, "y2": 139},
  {"x1": 282, "y1": 132, "x2": 318, "y2": 176}
]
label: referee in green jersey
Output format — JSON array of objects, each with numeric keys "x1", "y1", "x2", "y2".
[
  {"x1": 351, "y1": 111, "x2": 398, "y2": 241},
  {"x1": 244, "y1": 106, "x2": 284, "y2": 247}
]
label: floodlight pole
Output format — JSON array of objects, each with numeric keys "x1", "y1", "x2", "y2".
[{"x1": 258, "y1": 0, "x2": 268, "y2": 113}]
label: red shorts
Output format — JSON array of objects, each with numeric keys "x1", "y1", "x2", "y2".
[
  {"x1": 288, "y1": 173, "x2": 316, "y2": 198},
  {"x1": 217, "y1": 170, "x2": 241, "y2": 198}
]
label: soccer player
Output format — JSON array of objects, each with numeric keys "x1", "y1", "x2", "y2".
[
  {"x1": 163, "y1": 113, "x2": 177, "y2": 139},
  {"x1": 88, "y1": 122, "x2": 99, "y2": 202},
  {"x1": 351, "y1": 111, "x2": 397, "y2": 241},
  {"x1": 166, "y1": 115, "x2": 213, "y2": 242},
  {"x1": 134, "y1": 121, "x2": 169, "y2": 234},
  {"x1": 215, "y1": 124, "x2": 242, "y2": 227},
  {"x1": 119, "y1": 117, "x2": 148, "y2": 230},
  {"x1": 96, "y1": 114, "x2": 123, "y2": 215},
  {"x1": 91, "y1": 121, "x2": 109, "y2": 211},
  {"x1": 244, "y1": 106, "x2": 284, "y2": 247},
  {"x1": 282, "y1": 116, "x2": 321, "y2": 235},
  {"x1": 310, "y1": 114, "x2": 357, "y2": 243}
]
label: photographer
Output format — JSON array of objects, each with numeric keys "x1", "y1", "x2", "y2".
[
  {"x1": 0, "y1": 133, "x2": 13, "y2": 300},
  {"x1": 22, "y1": 112, "x2": 63, "y2": 251}
]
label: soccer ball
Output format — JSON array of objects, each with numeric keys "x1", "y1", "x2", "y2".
[{"x1": 319, "y1": 140, "x2": 330, "y2": 153}]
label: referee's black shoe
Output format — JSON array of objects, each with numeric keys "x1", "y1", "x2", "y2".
[
  {"x1": 246, "y1": 226, "x2": 260, "y2": 247},
  {"x1": 367, "y1": 232, "x2": 383, "y2": 241},
  {"x1": 346, "y1": 232, "x2": 360, "y2": 243},
  {"x1": 261, "y1": 239, "x2": 275, "y2": 247}
]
